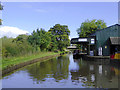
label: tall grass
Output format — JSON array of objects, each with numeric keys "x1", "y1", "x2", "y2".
[{"x1": 2, "y1": 36, "x2": 36, "y2": 58}]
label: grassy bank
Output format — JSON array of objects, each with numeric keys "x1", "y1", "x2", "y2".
[{"x1": 2, "y1": 52, "x2": 59, "y2": 70}]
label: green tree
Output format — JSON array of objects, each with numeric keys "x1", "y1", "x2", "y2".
[
  {"x1": 13, "y1": 34, "x2": 34, "y2": 54},
  {"x1": 2, "y1": 36, "x2": 17, "y2": 57},
  {"x1": 28, "y1": 28, "x2": 51, "y2": 51},
  {"x1": 47, "y1": 32, "x2": 57, "y2": 51},
  {"x1": 13, "y1": 34, "x2": 28, "y2": 44},
  {"x1": 77, "y1": 19, "x2": 107, "y2": 37},
  {"x1": 48, "y1": 24, "x2": 70, "y2": 51},
  {"x1": 2, "y1": 35, "x2": 34, "y2": 58}
]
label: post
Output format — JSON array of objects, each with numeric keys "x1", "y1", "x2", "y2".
[
  {"x1": 88, "y1": 43, "x2": 90, "y2": 55},
  {"x1": 81, "y1": 45, "x2": 82, "y2": 53}
]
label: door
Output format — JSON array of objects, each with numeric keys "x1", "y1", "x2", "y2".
[{"x1": 98, "y1": 47, "x2": 102, "y2": 56}]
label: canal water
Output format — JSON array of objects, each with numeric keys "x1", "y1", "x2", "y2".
[{"x1": 1, "y1": 54, "x2": 120, "y2": 88}]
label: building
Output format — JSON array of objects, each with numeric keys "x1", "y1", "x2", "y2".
[
  {"x1": 71, "y1": 24, "x2": 120, "y2": 56},
  {"x1": 92, "y1": 24, "x2": 120, "y2": 56}
]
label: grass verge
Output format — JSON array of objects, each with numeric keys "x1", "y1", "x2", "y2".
[{"x1": 2, "y1": 52, "x2": 59, "y2": 70}]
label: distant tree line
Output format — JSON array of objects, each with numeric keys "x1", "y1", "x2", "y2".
[{"x1": 2, "y1": 24, "x2": 70, "y2": 58}]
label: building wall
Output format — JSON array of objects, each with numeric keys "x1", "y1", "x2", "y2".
[{"x1": 95, "y1": 24, "x2": 120, "y2": 56}]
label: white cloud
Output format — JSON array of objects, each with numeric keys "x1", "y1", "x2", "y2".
[{"x1": 0, "y1": 26, "x2": 29, "y2": 38}]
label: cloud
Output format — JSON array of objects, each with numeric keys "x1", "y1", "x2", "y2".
[{"x1": 0, "y1": 26, "x2": 29, "y2": 38}]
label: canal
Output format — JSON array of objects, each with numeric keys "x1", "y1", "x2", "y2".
[{"x1": 1, "y1": 54, "x2": 120, "y2": 88}]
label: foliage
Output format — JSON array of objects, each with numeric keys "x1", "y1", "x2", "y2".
[
  {"x1": 0, "y1": 3, "x2": 3, "y2": 25},
  {"x1": 0, "y1": 3, "x2": 3, "y2": 10},
  {"x1": 28, "y1": 28, "x2": 51, "y2": 51},
  {"x1": 2, "y1": 36, "x2": 15, "y2": 57},
  {"x1": 47, "y1": 32, "x2": 58, "y2": 51},
  {"x1": 48, "y1": 24, "x2": 70, "y2": 51},
  {"x1": 77, "y1": 19, "x2": 107, "y2": 37},
  {"x1": 1, "y1": 23, "x2": 71, "y2": 61},
  {"x1": 13, "y1": 34, "x2": 34, "y2": 54},
  {"x1": 2, "y1": 35, "x2": 34, "y2": 58}
]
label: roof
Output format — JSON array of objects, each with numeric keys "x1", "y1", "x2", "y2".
[
  {"x1": 89, "y1": 24, "x2": 120, "y2": 36},
  {"x1": 110, "y1": 37, "x2": 120, "y2": 45},
  {"x1": 67, "y1": 46, "x2": 77, "y2": 49}
]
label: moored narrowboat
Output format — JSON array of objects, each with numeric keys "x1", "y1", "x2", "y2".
[{"x1": 110, "y1": 51, "x2": 120, "y2": 64}]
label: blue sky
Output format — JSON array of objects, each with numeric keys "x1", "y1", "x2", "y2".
[{"x1": 1, "y1": 2, "x2": 118, "y2": 38}]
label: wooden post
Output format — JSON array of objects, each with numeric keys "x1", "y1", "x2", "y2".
[{"x1": 88, "y1": 43, "x2": 90, "y2": 55}]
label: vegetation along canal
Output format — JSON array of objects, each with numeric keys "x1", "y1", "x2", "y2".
[{"x1": 1, "y1": 54, "x2": 120, "y2": 88}]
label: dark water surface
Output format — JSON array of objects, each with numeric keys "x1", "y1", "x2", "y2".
[{"x1": 2, "y1": 54, "x2": 120, "y2": 88}]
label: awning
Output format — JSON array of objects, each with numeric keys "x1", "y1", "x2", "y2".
[
  {"x1": 67, "y1": 46, "x2": 77, "y2": 49},
  {"x1": 110, "y1": 37, "x2": 120, "y2": 45}
]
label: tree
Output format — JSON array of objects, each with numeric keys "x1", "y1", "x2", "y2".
[
  {"x1": 48, "y1": 24, "x2": 70, "y2": 51},
  {"x1": 47, "y1": 32, "x2": 58, "y2": 51},
  {"x1": 28, "y1": 28, "x2": 51, "y2": 51},
  {"x1": 11, "y1": 34, "x2": 34, "y2": 55},
  {"x1": 12, "y1": 34, "x2": 28, "y2": 44},
  {"x1": 77, "y1": 19, "x2": 107, "y2": 37}
]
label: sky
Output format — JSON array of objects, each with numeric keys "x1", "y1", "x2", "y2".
[{"x1": 0, "y1": 2, "x2": 118, "y2": 38}]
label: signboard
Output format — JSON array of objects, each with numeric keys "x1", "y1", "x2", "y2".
[
  {"x1": 78, "y1": 38, "x2": 87, "y2": 42},
  {"x1": 91, "y1": 39, "x2": 95, "y2": 44},
  {"x1": 71, "y1": 37, "x2": 95, "y2": 44}
]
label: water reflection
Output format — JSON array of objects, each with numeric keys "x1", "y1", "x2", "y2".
[
  {"x1": 25, "y1": 55, "x2": 70, "y2": 83},
  {"x1": 2, "y1": 54, "x2": 120, "y2": 88},
  {"x1": 69, "y1": 54, "x2": 79, "y2": 72},
  {"x1": 70, "y1": 58, "x2": 120, "y2": 88}
]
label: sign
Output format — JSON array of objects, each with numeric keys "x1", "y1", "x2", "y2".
[
  {"x1": 91, "y1": 39, "x2": 95, "y2": 44},
  {"x1": 78, "y1": 38, "x2": 87, "y2": 42}
]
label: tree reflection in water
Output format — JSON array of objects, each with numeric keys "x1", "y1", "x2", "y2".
[{"x1": 25, "y1": 55, "x2": 70, "y2": 84}]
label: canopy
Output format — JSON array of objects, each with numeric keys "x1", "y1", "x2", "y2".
[{"x1": 110, "y1": 37, "x2": 120, "y2": 45}]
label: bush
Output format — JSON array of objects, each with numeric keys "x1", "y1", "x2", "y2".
[{"x1": 2, "y1": 36, "x2": 36, "y2": 58}]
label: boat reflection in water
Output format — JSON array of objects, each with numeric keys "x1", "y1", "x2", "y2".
[
  {"x1": 70, "y1": 55, "x2": 120, "y2": 88},
  {"x1": 73, "y1": 50, "x2": 80, "y2": 59}
]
